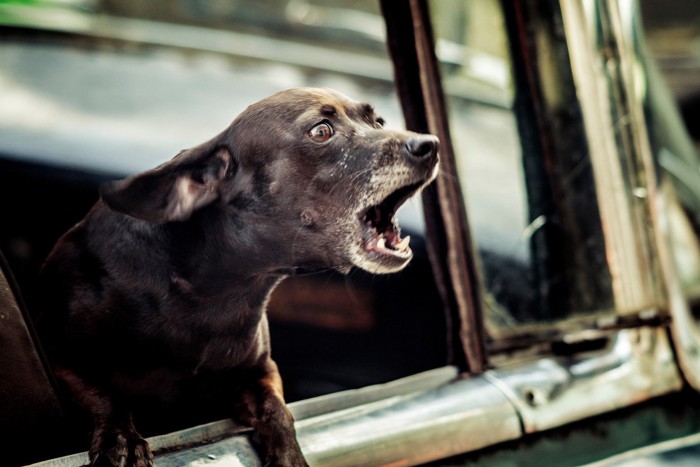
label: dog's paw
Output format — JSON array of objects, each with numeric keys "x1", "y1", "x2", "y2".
[
  {"x1": 263, "y1": 455, "x2": 309, "y2": 467},
  {"x1": 89, "y1": 432, "x2": 154, "y2": 467},
  {"x1": 263, "y1": 447, "x2": 309, "y2": 467},
  {"x1": 251, "y1": 433, "x2": 308, "y2": 467}
]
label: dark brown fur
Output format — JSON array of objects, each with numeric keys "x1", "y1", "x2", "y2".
[{"x1": 35, "y1": 88, "x2": 439, "y2": 466}]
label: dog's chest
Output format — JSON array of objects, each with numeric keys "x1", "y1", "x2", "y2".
[
  {"x1": 150, "y1": 302, "x2": 268, "y2": 373},
  {"x1": 191, "y1": 330, "x2": 265, "y2": 373},
  {"x1": 113, "y1": 325, "x2": 265, "y2": 399}
]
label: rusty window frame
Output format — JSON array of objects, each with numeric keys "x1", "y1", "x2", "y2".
[{"x1": 380, "y1": 0, "x2": 487, "y2": 373}]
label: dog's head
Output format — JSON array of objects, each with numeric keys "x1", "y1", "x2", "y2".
[{"x1": 101, "y1": 88, "x2": 439, "y2": 275}]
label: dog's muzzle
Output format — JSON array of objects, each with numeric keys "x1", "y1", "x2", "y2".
[{"x1": 353, "y1": 133, "x2": 440, "y2": 274}]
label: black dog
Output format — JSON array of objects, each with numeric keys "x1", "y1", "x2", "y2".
[{"x1": 35, "y1": 88, "x2": 439, "y2": 466}]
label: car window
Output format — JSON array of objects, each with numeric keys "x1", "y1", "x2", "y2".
[
  {"x1": 432, "y1": 0, "x2": 700, "y2": 349},
  {"x1": 433, "y1": 0, "x2": 615, "y2": 337}
]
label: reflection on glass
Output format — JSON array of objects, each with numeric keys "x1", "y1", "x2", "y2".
[
  {"x1": 432, "y1": 0, "x2": 624, "y2": 334},
  {"x1": 435, "y1": 0, "x2": 700, "y2": 344}
]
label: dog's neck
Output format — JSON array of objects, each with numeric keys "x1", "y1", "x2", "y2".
[{"x1": 158, "y1": 215, "x2": 290, "y2": 303}]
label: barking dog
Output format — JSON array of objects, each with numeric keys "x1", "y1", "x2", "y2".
[{"x1": 35, "y1": 88, "x2": 439, "y2": 466}]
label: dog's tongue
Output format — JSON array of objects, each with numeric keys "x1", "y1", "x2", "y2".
[{"x1": 387, "y1": 229, "x2": 410, "y2": 252}]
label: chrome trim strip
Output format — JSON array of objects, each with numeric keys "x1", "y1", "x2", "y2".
[
  {"x1": 29, "y1": 328, "x2": 681, "y2": 466},
  {"x1": 298, "y1": 375, "x2": 519, "y2": 467},
  {"x1": 290, "y1": 366, "x2": 459, "y2": 420},
  {"x1": 485, "y1": 328, "x2": 681, "y2": 434}
]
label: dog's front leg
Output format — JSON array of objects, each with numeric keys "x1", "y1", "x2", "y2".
[
  {"x1": 235, "y1": 360, "x2": 309, "y2": 467},
  {"x1": 55, "y1": 367, "x2": 154, "y2": 467}
]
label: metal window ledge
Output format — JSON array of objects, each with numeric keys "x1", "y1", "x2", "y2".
[{"x1": 29, "y1": 326, "x2": 681, "y2": 466}]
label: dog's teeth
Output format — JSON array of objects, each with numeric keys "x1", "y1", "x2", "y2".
[
  {"x1": 376, "y1": 237, "x2": 386, "y2": 250},
  {"x1": 397, "y1": 235, "x2": 411, "y2": 252}
]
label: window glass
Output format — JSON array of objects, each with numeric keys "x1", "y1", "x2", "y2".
[
  {"x1": 430, "y1": 0, "x2": 620, "y2": 337},
  {"x1": 429, "y1": 0, "x2": 528, "y2": 330}
]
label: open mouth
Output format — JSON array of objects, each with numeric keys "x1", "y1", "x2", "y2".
[{"x1": 359, "y1": 181, "x2": 424, "y2": 261}]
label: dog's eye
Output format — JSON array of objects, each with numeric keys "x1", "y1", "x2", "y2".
[
  {"x1": 375, "y1": 118, "x2": 386, "y2": 128},
  {"x1": 308, "y1": 122, "x2": 334, "y2": 143}
]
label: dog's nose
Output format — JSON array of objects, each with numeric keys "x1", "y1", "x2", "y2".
[{"x1": 405, "y1": 135, "x2": 439, "y2": 159}]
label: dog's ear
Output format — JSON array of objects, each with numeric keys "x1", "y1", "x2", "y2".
[{"x1": 100, "y1": 146, "x2": 233, "y2": 223}]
